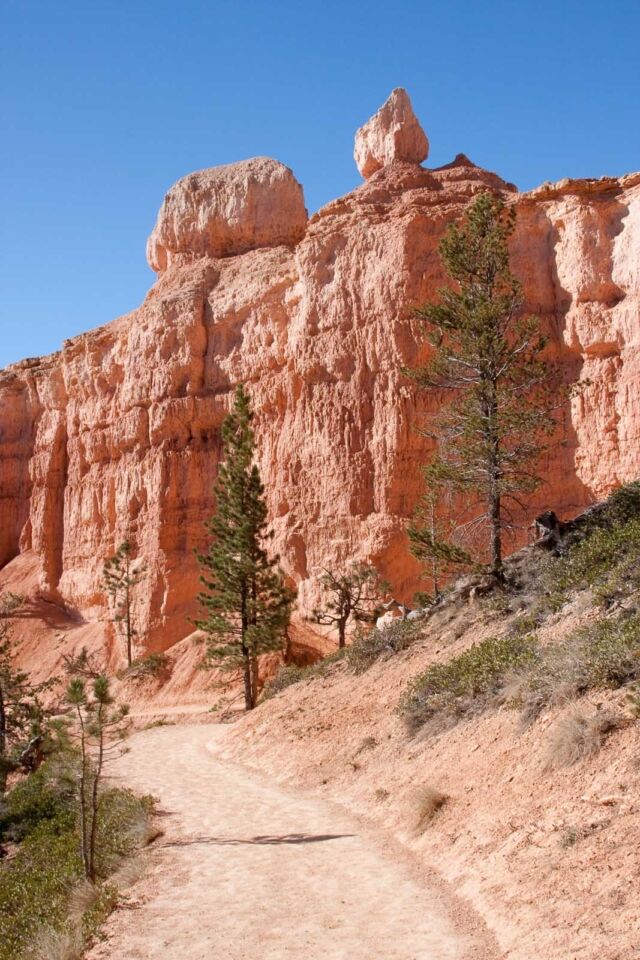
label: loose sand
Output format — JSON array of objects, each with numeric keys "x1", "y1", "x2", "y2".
[{"x1": 87, "y1": 724, "x2": 497, "y2": 960}]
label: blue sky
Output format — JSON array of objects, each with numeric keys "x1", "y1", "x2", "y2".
[{"x1": 1, "y1": 0, "x2": 639, "y2": 368}]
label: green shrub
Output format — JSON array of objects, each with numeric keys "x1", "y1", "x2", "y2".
[
  {"x1": 0, "y1": 815, "x2": 82, "y2": 960},
  {"x1": 0, "y1": 761, "x2": 155, "y2": 959},
  {"x1": 346, "y1": 620, "x2": 421, "y2": 674},
  {"x1": 514, "y1": 613, "x2": 640, "y2": 721},
  {"x1": 262, "y1": 649, "x2": 346, "y2": 700},
  {"x1": 94, "y1": 788, "x2": 156, "y2": 877},
  {"x1": 0, "y1": 758, "x2": 76, "y2": 842},
  {"x1": 542, "y1": 481, "x2": 640, "y2": 610},
  {"x1": 121, "y1": 652, "x2": 170, "y2": 681},
  {"x1": 399, "y1": 633, "x2": 538, "y2": 733}
]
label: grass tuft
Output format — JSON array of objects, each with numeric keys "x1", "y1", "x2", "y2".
[
  {"x1": 543, "y1": 706, "x2": 622, "y2": 771},
  {"x1": 414, "y1": 786, "x2": 449, "y2": 831}
]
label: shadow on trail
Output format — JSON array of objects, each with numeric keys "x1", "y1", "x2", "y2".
[{"x1": 161, "y1": 833, "x2": 355, "y2": 847}]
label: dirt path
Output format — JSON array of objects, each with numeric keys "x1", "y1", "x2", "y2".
[{"x1": 87, "y1": 725, "x2": 499, "y2": 960}]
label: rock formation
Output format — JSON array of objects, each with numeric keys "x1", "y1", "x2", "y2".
[
  {"x1": 354, "y1": 88, "x2": 429, "y2": 178},
  {"x1": 1, "y1": 91, "x2": 639, "y2": 656},
  {"x1": 147, "y1": 157, "x2": 307, "y2": 271}
]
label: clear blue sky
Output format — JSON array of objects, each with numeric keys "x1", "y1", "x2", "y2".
[{"x1": 2, "y1": 0, "x2": 639, "y2": 368}]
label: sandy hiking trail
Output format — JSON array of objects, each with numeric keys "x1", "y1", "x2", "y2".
[{"x1": 87, "y1": 725, "x2": 499, "y2": 960}]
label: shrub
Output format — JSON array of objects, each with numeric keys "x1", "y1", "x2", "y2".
[
  {"x1": 514, "y1": 613, "x2": 640, "y2": 722},
  {"x1": 399, "y1": 633, "x2": 538, "y2": 733},
  {"x1": 346, "y1": 620, "x2": 421, "y2": 674},
  {"x1": 543, "y1": 706, "x2": 622, "y2": 771},
  {"x1": 0, "y1": 760, "x2": 155, "y2": 960},
  {"x1": 121, "y1": 653, "x2": 170, "y2": 682},
  {"x1": 541, "y1": 481, "x2": 640, "y2": 610},
  {"x1": 262, "y1": 663, "x2": 308, "y2": 698},
  {"x1": 0, "y1": 816, "x2": 82, "y2": 960},
  {"x1": 414, "y1": 786, "x2": 449, "y2": 831},
  {"x1": 0, "y1": 758, "x2": 76, "y2": 842},
  {"x1": 261, "y1": 649, "x2": 346, "y2": 700}
]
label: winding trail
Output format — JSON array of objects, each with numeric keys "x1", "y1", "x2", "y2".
[{"x1": 87, "y1": 725, "x2": 498, "y2": 960}]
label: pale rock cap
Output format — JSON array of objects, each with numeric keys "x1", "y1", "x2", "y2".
[
  {"x1": 147, "y1": 156, "x2": 307, "y2": 273},
  {"x1": 354, "y1": 88, "x2": 429, "y2": 179}
]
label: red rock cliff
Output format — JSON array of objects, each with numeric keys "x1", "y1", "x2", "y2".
[{"x1": 1, "y1": 90, "x2": 639, "y2": 652}]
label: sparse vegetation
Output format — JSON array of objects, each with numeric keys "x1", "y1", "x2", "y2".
[
  {"x1": 0, "y1": 593, "x2": 56, "y2": 792},
  {"x1": 121, "y1": 653, "x2": 170, "y2": 682},
  {"x1": 0, "y1": 753, "x2": 154, "y2": 960},
  {"x1": 512, "y1": 613, "x2": 640, "y2": 723},
  {"x1": 65, "y1": 673, "x2": 131, "y2": 881},
  {"x1": 414, "y1": 785, "x2": 449, "y2": 831},
  {"x1": 399, "y1": 632, "x2": 537, "y2": 733},
  {"x1": 262, "y1": 619, "x2": 423, "y2": 699},
  {"x1": 399, "y1": 481, "x2": 640, "y2": 737},
  {"x1": 261, "y1": 649, "x2": 346, "y2": 700},
  {"x1": 542, "y1": 706, "x2": 622, "y2": 771},
  {"x1": 346, "y1": 619, "x2": 421, "y2": 674},
  {"x1": 540, "y1": 480, "x2": 640, "y2": 611}
]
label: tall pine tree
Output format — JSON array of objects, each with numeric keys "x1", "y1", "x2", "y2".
[
  {"x1": 195, "y1": 385, "x2": 295, "y2": 710},
  {"x1": 409, "y1": 192, "x2": 567, "y2": 579}
]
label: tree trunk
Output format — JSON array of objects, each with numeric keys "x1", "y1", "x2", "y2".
[
  {"x1": 88, "y1": 712, "x2": 104, "y2": 883},
  {"x1": 486, "y1": 382, "x2": 503, "y2": 580},
  {"x1": 0, "y1": 685, "x2": 7, "y2": 794},
  {"x1": 338, "y1": 619, "x2": 346, "y2": 649},
  {"x1": 250, "y1": 654, "x2": 259, "y2": 707},
  {"x1": 489, "y1": 488, "x2": 502, "y2": 578},
  {"x1": 76, "y1": 706, "x2": 91, "y2": 880},
  {"x1": 242, "y1": 653, "x2": 253, "y2": 710}
]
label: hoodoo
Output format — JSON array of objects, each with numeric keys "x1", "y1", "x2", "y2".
[
  {"x1": 147, "y1": 156, "x2": 308, "y2": 272},
  {"x1": 354, "y1": 87, "x2": 429, "y2": 178},
  {"x1": 0, "y1": 90, "x2": 639, "y2": 661}
]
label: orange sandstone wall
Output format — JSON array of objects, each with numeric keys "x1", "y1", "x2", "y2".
[{"x1": 1, "y1": 93, "x2": 639, "y2": 653}]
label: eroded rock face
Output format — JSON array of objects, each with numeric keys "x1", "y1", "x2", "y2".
[
  {"x1": 147, "y1": 157, "x2": 307, "y2": 272},
  {"x1": 1, "y1": 121, "x2": 639, "y2": 655},
  {"x1": 354, "y1": 88, "x2": 429, "y2": 178}
]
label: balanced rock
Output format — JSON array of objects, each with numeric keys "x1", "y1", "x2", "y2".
[
  {"x1": 354, "y1": 88, "x2": 429, "y2": 179},
  {"x1": 147, "y1": 156, "x2": 307, "y2": 272}
]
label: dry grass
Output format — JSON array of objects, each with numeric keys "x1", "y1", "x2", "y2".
[
  {"x1": 543, "y1": 706, "x2": 622, "y2": 771},
  {"x1": 414, "y1": 786, "x2": 449, "y2": 832},
  {"x1": 34, "y1": 927, "x2": 83, "y2": 960}
]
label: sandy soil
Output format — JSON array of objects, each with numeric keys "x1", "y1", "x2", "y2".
[{"x1": 87, "y1": 724, "x2": 498, "y2": 960}]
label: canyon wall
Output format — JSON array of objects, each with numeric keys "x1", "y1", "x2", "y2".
[{"x1": 1, "y1": 90, "x2": 639, "y2": 654}]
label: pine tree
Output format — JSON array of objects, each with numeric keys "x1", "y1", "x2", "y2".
[
  {"x1": 312, "y1": 564, "x2": 386, "y2": 648},
  {"x1": 102, "y1": 540, "x2": 146, "y2": 667},
  {"x1": 195, "y1": 385, "x2": 295, "y2": 711},
  {"x1": 65, "y1": 671, "x2": 130, "y2": 882},
  {"x1": 409, "y1": 192, "x2": 567, "y2": 579},
  {"x1": 407, "y1": 475, "x2": 471, "y2": 604},
  {"x1": 0, "y1": 593, "x2": 54, "y2": 793}
]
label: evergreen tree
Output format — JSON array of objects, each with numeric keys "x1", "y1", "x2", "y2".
[
  {"x1": 409, "y1": 192, "x2": 567, "y2": 579},
  {"x1": 408, "y1": 476, "x2": 471, "y2": 604},
  {"x1": 65, "y1": 671, "x2": 130, "y2": 882},
  {"x1": 102, "y1": 540, "x2": 146, "y2": 667},
  {"x1": 195, "y1": 385, "x2": 295, "y2": 710},
  {"x1": 312, "y1": 564, "x2": 386, "y2": 648},
  {"x1": 0, "y1": 594, "x2": 54, "y2": 793}
]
